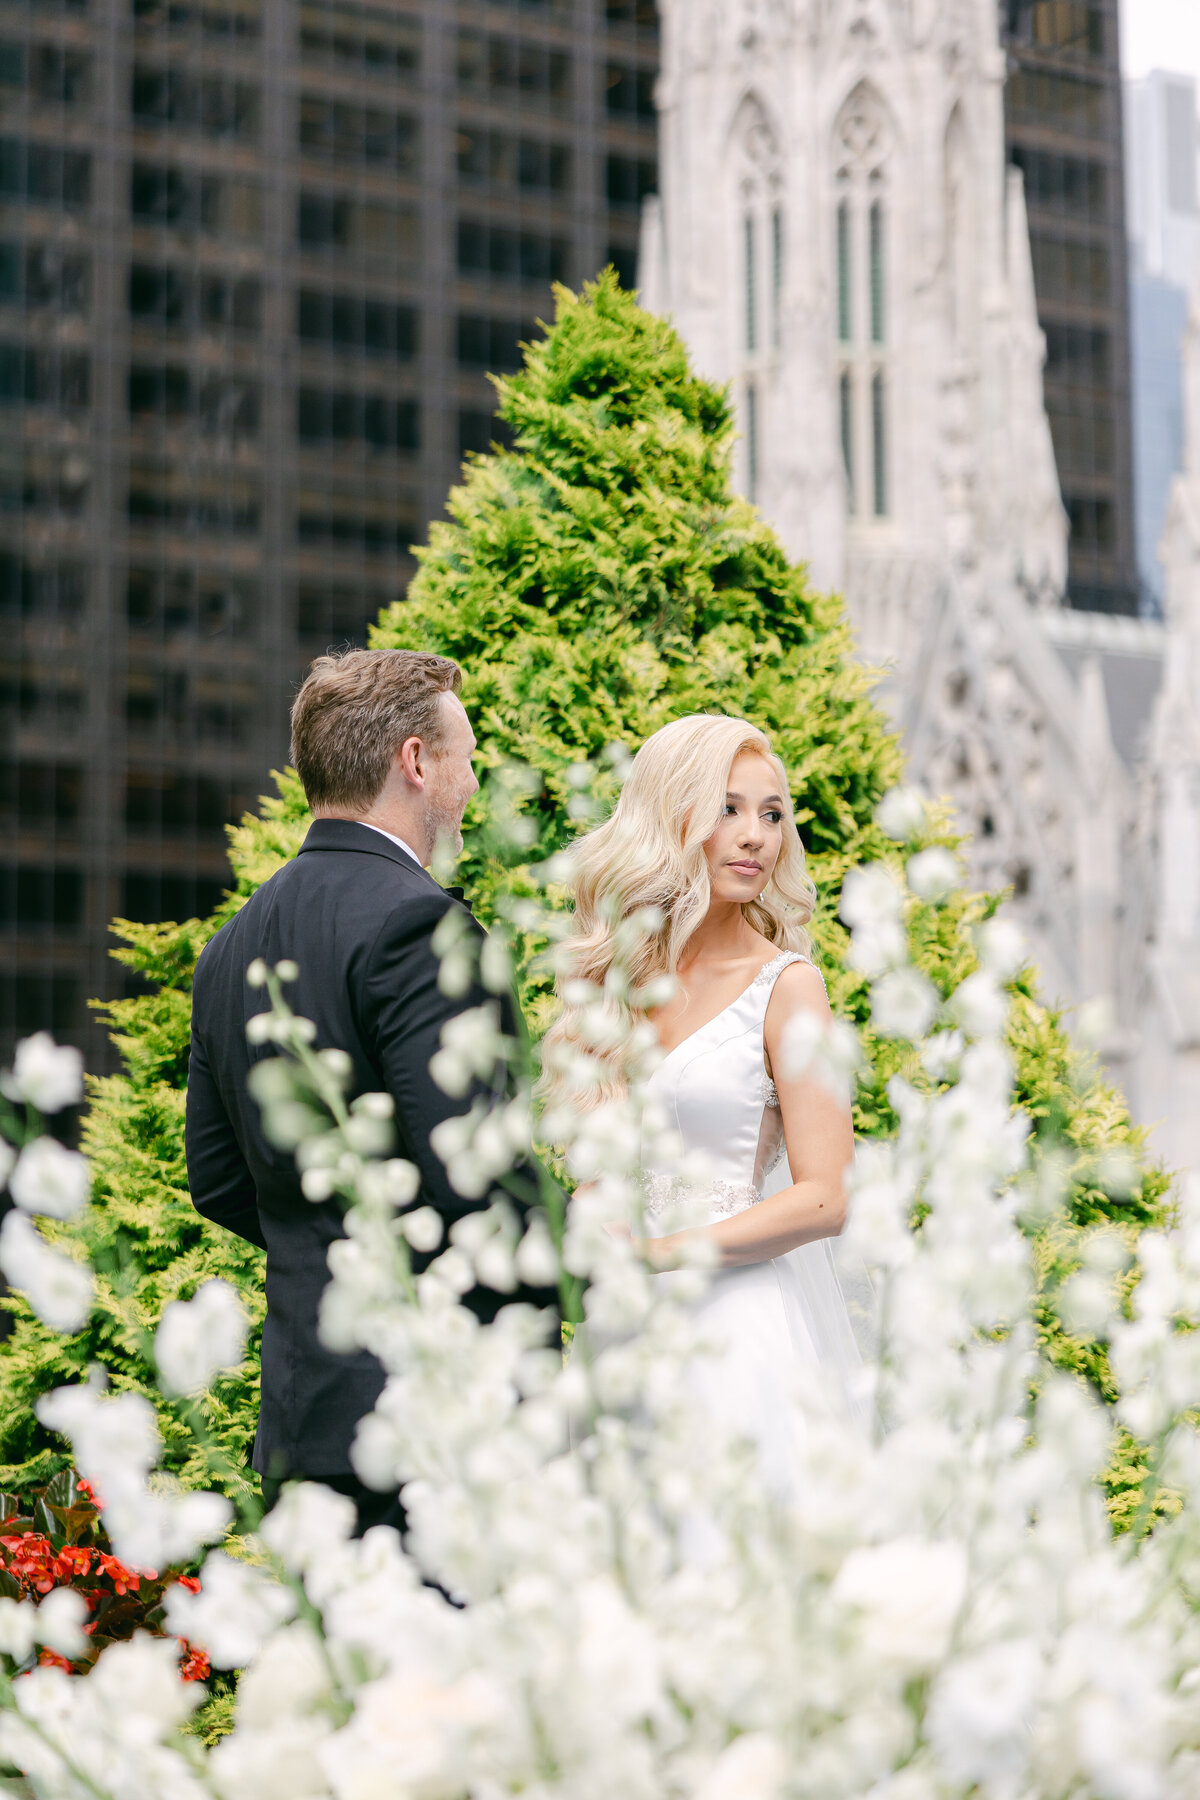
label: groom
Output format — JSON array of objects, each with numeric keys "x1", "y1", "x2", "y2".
[{"x1": 185, "y1": 648, "x2": 556, "y2": 1532}]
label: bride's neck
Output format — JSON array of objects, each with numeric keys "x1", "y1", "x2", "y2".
[{"x1": 679, "y1": 902, "x2": 758, "y2": 969}]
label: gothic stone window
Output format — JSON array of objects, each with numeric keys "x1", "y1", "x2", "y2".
[
  {"x1": 834, "y1": 83, "x2": 891, "y2": 519},
  {"x1": 734, "y1": 94, "x2": 783, "y2": 502}
]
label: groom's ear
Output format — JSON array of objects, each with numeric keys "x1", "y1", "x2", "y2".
[{"x1": 397, "y1": 734, "x2": 427, "y2": 789}]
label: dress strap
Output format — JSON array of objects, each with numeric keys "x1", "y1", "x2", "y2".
[
  {"x1": 755, "y1": 952, "x2": 824, "y2": 1107},
  {"x1": 751, "y1": 950, "x2": 808, "y2": 992}
]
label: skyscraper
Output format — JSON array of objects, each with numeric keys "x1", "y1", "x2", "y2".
[
  {"x1": 1002, "y1": 0, "x2": 1140, "y2": 615},
  {"x1": 0, "y1": 0, "x2": 658, "y2": 1068}
]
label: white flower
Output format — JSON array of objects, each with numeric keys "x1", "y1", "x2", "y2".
[
  {"x1": 430, "y1": 1004, "x2": 506, "y2": 1098},
  {"x1": 927, "y1": 1638, "x2": 1041, "y2": 1787},
  {"x1": 951, "y1": 970, "x2": 1009, "y2": 1038},
  {"x1": 0, "y1": 1597, "x2": 37, "y2": 1662},
  {"x1": 9, "y1": 1138, "x2": 90, "y2": 1219},
  {"x1": 976, "y1": 915, "x2": 1027, "y2": 979},
  {"x1": 233, "y1": 1621, "x2": 332, "y2": 1731},
  {"x1": 1057, "y1": 1269, "x2": 1118, "y2": 1339},
  {"x1": 165, "y1": 1550, "x2": 296, "y2": 1669},
  {"x1": 841, "y1": 866, "x2": 908, "y2": 975},
  {"x1": 7, "y1": 1034, "x2": 84, "y2": 1114},
  {"x1": 575, "y1": 1576, "x2": 663, "y2": 1727},
  {"x1": 401, "y1": 1207, "x2": 444, "y2": 1253},
  {"x1": 258, "y1": 1482, "x2": 356, "y2": 1579},
  {"x1": 90, "y1": 1633, "x2": 203, "y2": 1734},
  {"x1": 37, "y1": 1384, "x2": 161, "y2": 1481},
  {"x1": 0, "y1": 1140, "x2": 13, "y2": 1190},
  {"x1": 319, "y1": 1669, "x2": 512, "y2": 1800},
  {"x1": 0, "y1": 1211, "x2": 93, "y2": 1333},
  {"x1": 875, "y1": 786, "x2": 928, "y2": 843},
  {"x1": 921, "y1": 1030, "x2": 964, "y2": 1082},
  {"x1": 357, "y1": 1159, "x2": 420, "y2": 1212},
  {"x1": 906, "y1": 846, "x2": 961, "y2": 903},
  {"x1": 870, "y1": 967, "x2": 939, "y2": 1040},
  {"x1": 156, "y1": 1279, "x2": 249, "y2": 1397},
  {"x1": 833, "y1": 1538, "x2": 968, "y2": 1669},
  {"x1": 694, "y1": 1734, "x2": 787, "y2": 1800},
  {"x1": 779, "y1": 1012, "x2": 863, "y2": 1106},
  {"x1": 211, "y1": 1719, "x2": 334, "y2": 1800},
  {"x1": 841, "y1": 863, "x2": 906, "y2": 929},
  {"x1": 34, "y1": 1588, "x2": 87, "y2": 1660},
  {"x1": 432, "y1": 909, "x2": 477, "y2": 998},
  {"x1": 514, "y1": 1218, "x2": 560, "y2": 1287}
]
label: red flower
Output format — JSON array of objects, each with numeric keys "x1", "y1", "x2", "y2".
[
  {"x1": 53, "y1": 1546, "x2": 93, "y2": 1582},
  {"x1": 37, "y1": 1649, "x2": 73, "y2": 1673},
  {"x1": 97, "y1": 1553, "x2": 155, "y2": 1595},
  {"x1": 178, "y1": 1643, "x2": 211, "y2": 1682},
  {"x1": 1, "y1": 1533, "x2": 59, "y2": 1594},
  {"x1": 175, "y1": 1575, "x2": 201, "y2": 1594}
]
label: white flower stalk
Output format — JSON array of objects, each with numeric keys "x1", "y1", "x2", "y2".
[
  {"x1": 5, "y1": 1033, "x2": 84, "y2": 1114},
  {"x1": 36, "y1": 1383, "x2": 231, "y2": 1571},
  {"x1": 155, "y1": 1278, "x2": 249, "y2": 1397},
  {"x1": 8, "y1": 1137, "x2": 90, "y2": 1219},
  {"x1": 0, "y1": 1636, "x2": 205, "y2": 1799},
  {"x1": 0, "y1": 1210, "x2": 93, "y2": 1333},
  {"x1": 7, "y1": 844, "x2": 1200, "y2": 1800},
  {"x1": 841, "y1": 864, "x2": 908, "y2": 976}
]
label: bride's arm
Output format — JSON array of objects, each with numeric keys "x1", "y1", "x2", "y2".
[{"x1": 643, "y1": 961, "x2": 854, "y2": 1271}]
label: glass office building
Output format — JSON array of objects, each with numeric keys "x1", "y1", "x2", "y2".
[
  {"x1": 1002, "y1": 0, "x2": 1139, "y2": 615},
  {"x1": 0, "y1": 0, "x2": 658, "y2": 1066}
]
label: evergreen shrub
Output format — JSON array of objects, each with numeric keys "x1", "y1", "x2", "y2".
[{"x1": 0, "y1": 275, "x2": 1170, "y2": 1521}]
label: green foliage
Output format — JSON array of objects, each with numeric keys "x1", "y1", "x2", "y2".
[
  {"x1": 373, "y1": 273, "x2": 899, "y2": 958},
  {"x1": 0, "y1": 273, "x2": 1171, "y2": 1526},
  {"x1": 369, "y1": 273, "x2": 1173, "y2": 1513}
]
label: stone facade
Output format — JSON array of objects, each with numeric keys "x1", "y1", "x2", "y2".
[
  {"x1": 1148, "y1": 286, "x2": 1200, "y2": 1174},
  {"x1": 640, "y1": 0, "x2": 1196, "y2": 1165}
]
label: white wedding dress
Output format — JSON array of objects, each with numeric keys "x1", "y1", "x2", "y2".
[{"x1": 642, "y1": 951, "x2": 866, "y2": 1493}]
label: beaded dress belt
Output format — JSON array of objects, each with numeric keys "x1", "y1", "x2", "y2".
[{"x1": 639, "y1": 1171, "x2": 762, "y2": 1221}]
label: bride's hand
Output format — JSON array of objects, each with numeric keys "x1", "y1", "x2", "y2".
[{"x1": 603, "y1": 1219, "x2": 633, "y2": 1241}]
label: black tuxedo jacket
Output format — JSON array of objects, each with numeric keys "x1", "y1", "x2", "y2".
[{"x1": 185, "y1": 819, "x2": 554, "y2": 1479}]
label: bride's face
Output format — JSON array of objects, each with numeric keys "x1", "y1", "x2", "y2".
[{"x1": 703, "y1": 752, "x2": 785, "y2": 905}]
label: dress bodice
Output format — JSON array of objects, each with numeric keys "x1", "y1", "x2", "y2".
[{"x1": 642, "y1": 951, "x2": 807, "y2": 1224}]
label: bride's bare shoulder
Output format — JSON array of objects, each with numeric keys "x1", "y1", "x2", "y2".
[{"x1": 764, "y1": 956, "x2": 831, "y2": 1020}]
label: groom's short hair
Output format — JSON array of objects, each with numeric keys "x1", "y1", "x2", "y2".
[{"x1": 291, "y1": 647, "x2": 463, "y2": 812}]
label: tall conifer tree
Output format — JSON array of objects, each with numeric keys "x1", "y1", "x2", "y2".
[{"x1": 0, "y1": 277, "x2": 1168, "y2": 1522}]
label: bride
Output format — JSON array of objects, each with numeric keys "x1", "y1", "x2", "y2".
[{"x1": 545, "y1": 714, "x2": 862, "y2": 1489}]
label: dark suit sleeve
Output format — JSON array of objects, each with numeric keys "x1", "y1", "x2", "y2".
[
  {"x1": 185, "y1": 1029, "x2": 268, "y2": 1251},
  {"x1": 360, "y1": 893, "x2": 510, "y2": 1220}
]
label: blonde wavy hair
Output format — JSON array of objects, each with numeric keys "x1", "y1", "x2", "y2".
[{"x1": 540, "y1": 715, "x2": 816, "y2": 1108}]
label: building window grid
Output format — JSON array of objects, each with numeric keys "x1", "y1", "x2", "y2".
[{"x1": 0, "y1": 1, "x2": 656, "y2": 1061}]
